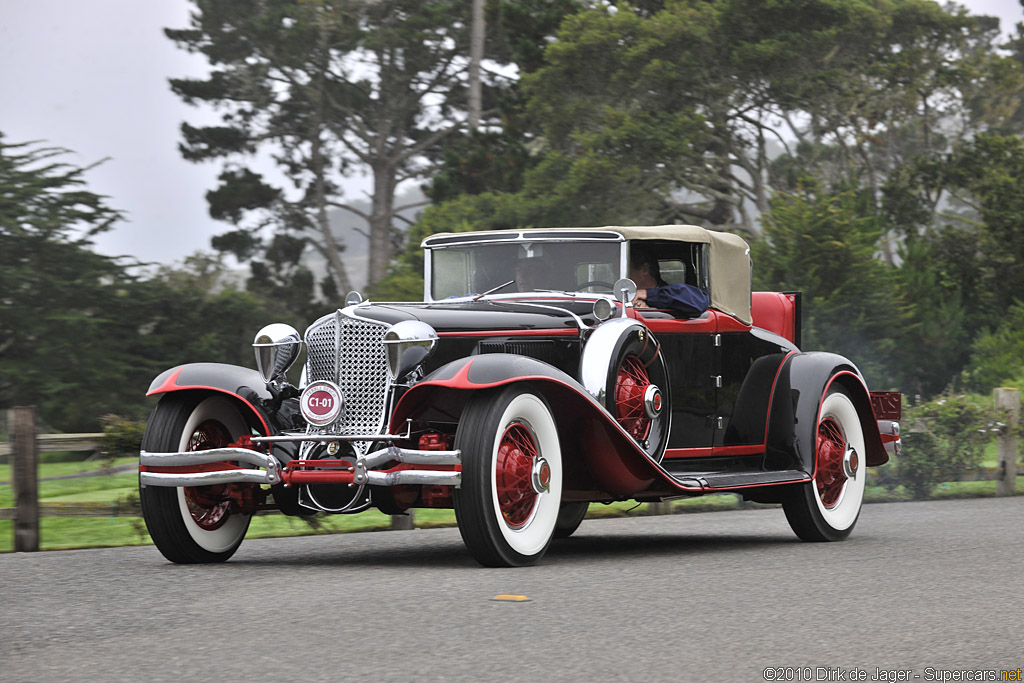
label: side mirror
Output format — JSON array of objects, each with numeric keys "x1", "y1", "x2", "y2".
[
  {"x1": 253, "y1": 323, "x2": 302, "y2": 383},
  {"x1": 612, "y1": 278, "x2": 637, "y2": 316},
  {"x1": 345, "y1": 291, "x2": 363, "y2": 306}
]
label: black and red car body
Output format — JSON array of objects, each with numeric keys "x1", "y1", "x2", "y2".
[{"x1": 139, "y1": 225, "x2": 901, "y2": 567}]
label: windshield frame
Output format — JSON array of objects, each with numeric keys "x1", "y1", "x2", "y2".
[{"x1": 423, "y1": 231, "x2": 628, "y2": 302}]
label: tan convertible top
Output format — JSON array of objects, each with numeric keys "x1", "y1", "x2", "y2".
[
  {"x1": 611, "y1": 225, "x2": 752, "y2": 324},
  {"x1": 423, "y1": 225, "x2": 752, "y2": 324}
]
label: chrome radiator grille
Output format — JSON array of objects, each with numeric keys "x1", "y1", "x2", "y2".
[{"x1": 304, "y1": 311, "x2": 390, "y2": 443}]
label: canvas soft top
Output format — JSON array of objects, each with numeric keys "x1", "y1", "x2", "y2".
[{"x1": 422, "y1": 225, "x2": 752, "y2": 324}]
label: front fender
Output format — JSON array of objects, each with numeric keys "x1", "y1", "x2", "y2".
[
  {"x1": 147, "y1": 363, "x2": 276, "y2": 435},
  {"x1": 390, "y1": 355, "x2": 687, "y2": 497},
  {"x1": 765, "y1": 352, "x2": 888, "y2": 474}
]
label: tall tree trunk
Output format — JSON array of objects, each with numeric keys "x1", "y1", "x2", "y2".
[
  {"x1": 468, "y1": 0, "x2": 485, "y2": 130},
  {"x1": 314, "y1": 180, "x2": 352, "y2": 296},
  {"x1": 368, "y1": 162, "x2": 397, "y2": 286},
  {"x1": 310, "y1": 47, "x2": 352, "y2": 297}
]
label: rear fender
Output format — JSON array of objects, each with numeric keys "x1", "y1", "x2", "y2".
[
  {"x1": 390, "y1": 355, "x2": 676, "y2": 496},
  {"x1": 765, "y1": 352, "x2": 888, "y2": 474},
  {"x1": 147, "y1": 363, "x2": 275, "y2": 435}
]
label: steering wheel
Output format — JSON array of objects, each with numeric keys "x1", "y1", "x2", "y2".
[{"x1": 576, "y1": 280, "x2": 615, "y2": 291}]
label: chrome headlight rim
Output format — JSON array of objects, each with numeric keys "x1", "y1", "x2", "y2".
[
  {"x1": 382, "y1": 320, "x2": 439, "y2": 380},
  {"x1": 253, "y1": 323, "x2": 302, "y2": 383}
]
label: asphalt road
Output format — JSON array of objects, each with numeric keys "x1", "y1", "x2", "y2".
[{"x1": 1, "y1": 498, "x2": 1021, "y2": 683}]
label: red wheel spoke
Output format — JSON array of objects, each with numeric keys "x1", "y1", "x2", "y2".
[
  {"x1": 496, "y1": 422, "x2": 541, "y2": 528},
  {"x1": 184, "y1": 419, "x2": 236, "y2": 530},
  {"x1": 616, "y1": 355, "x2": 651, "y2": 441},
  {"x1": 816, "y1": 417, "x2": 848, "y2": 508}
]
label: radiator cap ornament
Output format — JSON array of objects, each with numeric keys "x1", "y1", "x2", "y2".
[{"x1": 300, "y1": 380, "x2": 344, "y2": 427}]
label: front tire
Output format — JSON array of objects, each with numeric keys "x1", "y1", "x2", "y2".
[
  {"x1": 453, "y1": 386, "x2": 563, "y2": 567},
  {"x1": 140, "y1": 394, "x2": 255, "y2": 563},
  {"x1": 783, "y1": 386, "x2": 866, "y2": 542}
]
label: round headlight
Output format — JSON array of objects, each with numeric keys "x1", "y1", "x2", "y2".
[
  {"x1": 383, "y1": 321, "x2": 438, "y2": 380},
  {"x1": 252, "y1": 323, "x2": 302, "y2": 383},
  {"x1": 592, "y1": 297, "x2": 615, "y2": 321}
]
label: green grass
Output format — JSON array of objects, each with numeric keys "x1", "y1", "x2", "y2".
[
  {"x1": 0, "y1": 457, "x2": 138, "y2": 508},
  {"x1": 1, "y1": 455, "x2": 1021, "y2": 553}
]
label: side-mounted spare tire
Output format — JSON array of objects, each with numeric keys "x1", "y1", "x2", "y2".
[{"x1": 588, "y1": 321, "x2": 671, "y2": 461}]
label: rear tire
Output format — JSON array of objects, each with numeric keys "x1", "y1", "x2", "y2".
[
  {"x1": 140, "y1": 394, "x2": 254, "y2": 563},
  {"x1": 783, "y1": 386, "x2": 866, "y2": 542},
  {"x1": 453, "y1": 386, "x2": 562, "y2": 567},
  {"x1": 554, "y1": 501, "x2": 589, "y2": 539}
]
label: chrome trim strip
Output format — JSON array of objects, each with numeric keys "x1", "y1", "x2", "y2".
[
  {"x1": 422, "y1": 230, "x2": 626, "y2": 248},
  {"x1": 249, "y1": 432, "x2": 411, "y2": 444}
]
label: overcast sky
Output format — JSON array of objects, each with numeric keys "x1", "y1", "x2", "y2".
[{"x1": 1, "y1": 0, "x2": 1021, "y2": 268}]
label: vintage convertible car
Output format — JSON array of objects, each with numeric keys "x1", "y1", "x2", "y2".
[{"x1": 139, "y1": 225, "x2": 901, "y2": 567}]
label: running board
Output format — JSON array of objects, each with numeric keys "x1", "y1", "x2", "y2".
[{"x1": 668, "y1": 469, "x2": 811, "y2": 491}]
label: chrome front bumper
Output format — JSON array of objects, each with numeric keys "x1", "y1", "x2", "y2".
[{"x1": 139, "y1": 436, "x2": 462, "y2": 489}]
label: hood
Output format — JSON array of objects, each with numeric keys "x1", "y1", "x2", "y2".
[{"x1": 346, "y1": 298, "x2": 599, "y2": 335}]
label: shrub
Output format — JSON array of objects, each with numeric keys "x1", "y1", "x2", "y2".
[
  {"x1": 890, "y1": 393, "x2": 991, "y2": 499},
  {"x1": 100, "y1": 414, "x2": 147, "y2": 461}
]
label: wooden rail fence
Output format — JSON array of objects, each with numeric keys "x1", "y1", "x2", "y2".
[{"x1": 4, "y1": 391, "x2": 1022, "y2": 551}]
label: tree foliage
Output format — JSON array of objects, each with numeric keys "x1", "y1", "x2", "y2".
[
  {"x1": 386, "y1": 0, "x2": 1024, "y2": 396},
  {"x1": 0, "y1": 134, "x2": 305, "y2": 432},
  {"x1": 514, "y1": 0, "x2": 1020, "y2": 239},
  {"x1": 752, "y1": 184, "x2": 898, "y2": 386},
  {"x1": 0, "y1": 134, "x2": 134, "y2": 430},
  {"x1": 167, "y1": 0, "x2": 508, "y2": 292}
]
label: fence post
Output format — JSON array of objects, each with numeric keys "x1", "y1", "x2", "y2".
[
  {"x1": 11, "y1": 407, "x2": 40, "y2": 551},
  {"x1": 994, "y1": 388, "x2": 1020, "y2": 497}
]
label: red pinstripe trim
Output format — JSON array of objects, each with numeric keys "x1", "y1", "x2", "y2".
[
  {"x1": 147, "y1": 367, "x2": 185, "y2": 396},
  {"x1": 712, "y1": 444, "x2": 765, "y2": 456},
  {"x1": 762, "y1": 350, "x2": 800, "y2": 445},
  {"x1": 662, "y1": 444, "x2": 765, "y2": 459},
  {"x1": 145, "y1": 368, "x2": 271, "y2": 435},
  {"x1": 663, "y1": 447, "x2": 714, "y2": 458}
]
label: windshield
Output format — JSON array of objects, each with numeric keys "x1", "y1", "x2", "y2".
[{"x1": 429, "y1": 240, "x2": 623, "y2": 300}]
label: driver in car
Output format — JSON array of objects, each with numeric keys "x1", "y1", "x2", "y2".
[
  {"x1": 629, "y1": 246, "x2": 710, "y2": 317},
  {"x1": 515, "y1": 257, "x2": 553, "y2": 292}
]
